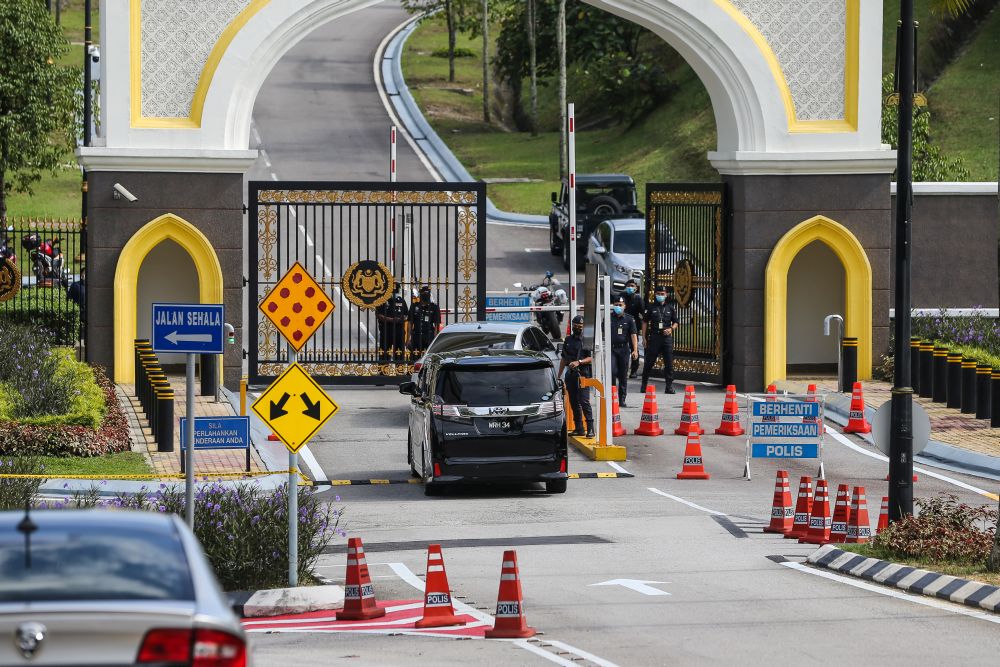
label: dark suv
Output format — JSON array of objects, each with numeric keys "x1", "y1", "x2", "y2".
[
  {"x1": 549, "y1": 173, "x2": 644, "y2": 270},
  {"x1": 398, "y1": 350, "x2": 568, "y2": 495}
]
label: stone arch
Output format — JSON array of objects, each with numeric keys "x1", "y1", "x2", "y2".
[
  {"x1": 113, "y1": 213, "x2": 224, "y2": 383},
  {"x1": 764, "y1": 215, "x2": 872, "y2": 384}
]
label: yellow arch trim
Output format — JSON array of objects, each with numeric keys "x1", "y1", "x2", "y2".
[
  {"x1": 113, "y1": 214, "x2": 224, "y2": 383},
  {"x1": 130, "y1": 0, "x2": 271, "y2": 129},
  {"x1": 714, "y1": 0, "x2": 859, "y2": 133},
  {"x1": 764, "y1": 215, "x2": 872, "y2": 385}
]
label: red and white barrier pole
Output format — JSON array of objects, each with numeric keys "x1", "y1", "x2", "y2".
[
  {"x1": 567, "y1": 103, "x2": 577, "y2": 322},
  {"x1": 390, "y1": 126, "x2": 397, "y2": 276}
]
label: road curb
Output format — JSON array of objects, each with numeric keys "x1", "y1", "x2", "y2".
[
  {"x1": 806, "y1": 544, "x2": 1000, "y2": 613},
  {"x1": 568, "y1": 434, "x2": 627, "y2": 461},
  {"x1": 228, "y1": 584, "x2": 345, "y2": 618}
]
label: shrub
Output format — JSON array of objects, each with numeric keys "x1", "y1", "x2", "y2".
[
  {"x1": 873, "y1": 493, "x2": 997, "y2": 565},
  {"x1": 0, "y1": 367, "x2": 130, "y2": 457},
  {"x1": 0, "y1": 456, "x2": 45, "y2": 510},
  {"x1": 432, "y1": 46, "x2": 476, "y2": 59},
  {"x1": 911, "y1": 308, "x2": 1000, "y2": 358},
  {"x1": 0, "y1": 348, "x2": 105, "y2": 428}
]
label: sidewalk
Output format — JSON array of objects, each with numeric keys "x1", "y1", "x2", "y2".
[{"x1": 120, "y1": 378, "x2": 268, "y2": 477}]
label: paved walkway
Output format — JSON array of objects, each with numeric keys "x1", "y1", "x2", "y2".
[
  {"x1": 120, "y1": 378, "x2": 267, "y2": 478},
  {"x1": 793, "y1": 377, "x2": 1000, "y2": 458}
]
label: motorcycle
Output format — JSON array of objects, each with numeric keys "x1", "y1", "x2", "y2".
[
  {"x1": 21, "y1": 232, "x2": 68, "y2": 287},
  {"x1": 513, "y1": 271, "x2": 568, "y2": 341}
]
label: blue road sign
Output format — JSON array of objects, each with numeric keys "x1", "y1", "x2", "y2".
[
  {"x1": 750, "y1": 422, "x2": 820, "y2": 439},
  {"x1": 152, "y1": 303, "x2": 225, "y2": 354},
  {"x1": 752, "y1": 443, "x2": 819, "y2": 459},
  {"x1": 179, "y1": 416, "x2": 249, "y2": 450},
  {"x1": 485, "y1": 295, "x2": 532, "y2": 323},
  {"x1": 751, "y1": 400, "x2": 819, "y2": 418}
]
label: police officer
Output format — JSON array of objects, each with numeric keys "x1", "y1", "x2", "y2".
[
  {"x1": 559, "y1": 315, "x2": 594, "y2": 438},
  {"x1": 622, "y1": 278, "x2": 644, "y2": 378},
  {"x1": 408, "y1": 285, "x2": 441, "y2": 355},
  {"x1": 640, "y1": 284, "x2": 679, "y2": 395},
  {"x1": 609, "y1": 295, "x2": 639, "y2": 407},
  {"x1": 375, "y1": 284, "x2": 408, "y2": 359}
]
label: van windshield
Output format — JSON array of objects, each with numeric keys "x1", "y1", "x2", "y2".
[{"x1": 437, "y1": 367, "x2": 556, "y2": 406}]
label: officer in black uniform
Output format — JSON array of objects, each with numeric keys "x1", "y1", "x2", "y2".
[
  {"x1": 623, "y1": 278, "x2": 644, "y2": 378},
  {"x1": 408, "y1": 285, "x2": 441, "y2": 355},
  {"x1": 559, "y1": 315, "x2": 594, "y2": 438},
  {"x1": 640, "y1": 284, "x2": 680, "y2": 395},
  {"x1": 609, "y1": 295, "x2": 639, "y2": 407},
  {"x1": 375, "y1": 285, "x2": 408, "y2": 359}
]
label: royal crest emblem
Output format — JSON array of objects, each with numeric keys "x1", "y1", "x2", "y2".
[
  {"x1": 673, "y1": 258, "x2": 695, "y2": 308},
  {"x1": 0, "y1": 259, "x2": 20, "y2": 303},
  {"x1": 342, "y1": 260, "x2": 393, "y2": 310}
]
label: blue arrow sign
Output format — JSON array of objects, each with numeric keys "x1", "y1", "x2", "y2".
[
  {"x1": 179, "y1": 416, "x2": 249, "y2": 450},
  {"x1": 152, "y1": 303, "x2": 225, "y2": 354}
]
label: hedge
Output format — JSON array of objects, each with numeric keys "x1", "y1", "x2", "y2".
[{"x1": 0, "y1": 348, "x2": 105, "y2": 428}]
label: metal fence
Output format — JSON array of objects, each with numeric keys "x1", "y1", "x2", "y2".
[{"x1": 0, "y1": 217, "x2": 86, "y2": 346}]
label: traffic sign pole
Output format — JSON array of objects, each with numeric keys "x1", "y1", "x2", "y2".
[
  {"x1": 288, "y1": 345, "x2": 299, "y2": 588},
  {"x1": 185, "y1": 353, "x2": 195, "y2": 528}
]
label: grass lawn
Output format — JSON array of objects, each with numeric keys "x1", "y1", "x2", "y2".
[
  {"x1": 40, "y1": 451, "x2": 152, "y2": 477},
  {"x1": 403, "y1": 15, "x2": 717, "y2": 215},
  {"x1": 5, "y1": 158, "x2": 85, "y2": 220},
  {"x1": 839, "y1": 542, "x2": 1000, "y2": 587}
]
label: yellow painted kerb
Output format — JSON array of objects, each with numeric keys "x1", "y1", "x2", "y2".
[
  {"x1": 130, "y1": 0, "x2": 271, "y2": 129},
  {"x1": 714, "y1": 0, "x2": 859, "y2": 133},
  {"x1": 114, "y1": 214, "x2": 224, "y2": 383},
  {"x1": 764, "y1": 216, "x2": 872, "y2": 385}
]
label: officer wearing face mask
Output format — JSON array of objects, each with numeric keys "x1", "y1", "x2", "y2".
[
  {"x1": 640, "y1": 284, "x2": 679, "y2": 395},
  {"x1": 559, "y1": 315, "x2": 594, "y2": 438},
  {"x1": 623, "y1": 278, "x2": 644, "y2": 378},
  {"x1": 408, "y1": 285, "x2": 441, "y2": 355},
  {"x1": 609, "y1": 295, "x2": 639, "y2": 407}
]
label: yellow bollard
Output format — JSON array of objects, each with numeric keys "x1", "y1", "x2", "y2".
[
  {"x1": 240, "y1": 376, "x2": 248, "y2": 416},
  {"x1": 564, "y1": 388, "x2": 575, "y2": 433}
]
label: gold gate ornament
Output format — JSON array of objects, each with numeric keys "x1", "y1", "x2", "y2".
[
  {"x1": 342, "y1": 260, "x2": 393, "y2": 310},
  {"x1": 0, "y1": 260, "x2": 20, "y2": 303},
  {"x1": 673, "y1": 259, "x2": 695, "y2": 308}
]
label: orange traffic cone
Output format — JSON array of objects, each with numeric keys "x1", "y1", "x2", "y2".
[
  {"x1": 611, "y1": 386, "x2": 626, "y2": 438},
  {"x1": 784, "y1": 476, "x2": 813, "y2": 539},
  {"x1": 336, "y1": 537, "x2": 386, "y2": 620},
  {"x1": 876, "y1": 496, "x2": 890, "y2": 535},
  {"x1": 844, "y1": 382, "x2": 872, "y2": 434},
  {"x1": 676, "y1": 432, "x2": 710, "y2": 480},
  {"x1": 415, "y1": 544, "x2": 466, "y2": 628},
  {"x1": 675, "y1": 385, "x2": 706, "y2": 436},
  {"x1": 484, "y1": 550, "x2": 536, "y2": 639},
  {"x1": 763, "y1": 384, "x2": 779, "y2": 423},
  {"x1": 829, "y1": 484, "x2": 852, "y2": 544},
  {"x1": 634, "y1": 385, "x2": 664, "y2": 436},
  {"x1": 715, "y1": 384, "x2": 744, "y2": 436},
  {"x1": 845, "y1": 486, "x2": 872, "y2": 544},
  {"x1": 267, "y1": 433, "x2": 280, "y2": 441},
  {"x1": 803, "y1": 384, "x2": 824, "y2": 434},
  {"x1": 800, "y1": 479, "x2": 832, "y2": 544},
  {"x1": 763, "y1": 470, "x2": 794, "y2": 534}
]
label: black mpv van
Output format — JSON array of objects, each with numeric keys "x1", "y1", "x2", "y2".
[{"x1": 398, "y1": 350, "x2": 568, "y2": 495}]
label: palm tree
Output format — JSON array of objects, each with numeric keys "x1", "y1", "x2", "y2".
[{"x1": 930, "y1": 0, "x2": 976, "y2": 17}]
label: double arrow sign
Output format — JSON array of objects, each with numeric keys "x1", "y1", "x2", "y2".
[{"x1": 269, "y1": 392, "x2": 323, "y2": 421}]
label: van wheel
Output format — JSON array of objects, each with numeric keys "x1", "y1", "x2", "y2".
[
  {"x1": 546, "y1": 479, "x2": 568, "y2": 494},
  {"x1": 562, "y1": 239, "x2": 570, "y2": 270},
  {"x1": 549, "y1": 224, "x2": 562, "y2": 256}
]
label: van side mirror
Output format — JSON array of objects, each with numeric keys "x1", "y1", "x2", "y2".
[{"x1": 398, "y1": 381, "x2": 417, "y2": 396}]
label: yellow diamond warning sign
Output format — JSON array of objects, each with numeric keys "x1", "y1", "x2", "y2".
[
  {"x1": 251, "y1": 363, "x2": 339, "y2": 453},
  {"x1": 260, "y1": 262, "x2": 335, "y2": 351}
]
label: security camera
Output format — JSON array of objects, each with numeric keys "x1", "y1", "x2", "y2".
[{"x1": 112, "y1": 183, "x2": 137, "y2": 202}]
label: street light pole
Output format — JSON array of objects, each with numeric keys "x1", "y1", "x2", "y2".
[{"x1": 889, "y1": 1, "x2": 916, "y2": 521}]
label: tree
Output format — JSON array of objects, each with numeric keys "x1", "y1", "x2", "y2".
[
  {"x1": 402, "y1": 0, "x2": 475, "y2": 84},
  {"x1": 930, "y1": 0, "x2": 978, "y2": 17},
  {"x1": 0, "y1": 0, "x2": 79, "y2": 222},
  {"x1": 481, "y1": 0, "x2": 490, "y2": 123},
  {"x1": 557, "y1": 0, "x2": 567, "y2": 179},
  {"x1": 527, "y1": 0, "x2": 538, "y2": 136}
]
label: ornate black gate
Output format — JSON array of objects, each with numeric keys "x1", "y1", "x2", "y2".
[
  {"x1": 248, "y1": 182, "x2": 487, "y2": 385},
  {"x1": 645, "y1": 183, "x2": 729, "y2": 384}
]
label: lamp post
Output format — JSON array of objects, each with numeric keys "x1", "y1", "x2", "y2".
[{"x1": 889, "y1": 1, "x2": 916, "y2": 521}]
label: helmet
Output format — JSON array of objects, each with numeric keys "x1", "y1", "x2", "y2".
[
  {"x1": 545, "y1": 270, "x2": 554, "y2": 279},
  {"x1": 572, "y1": 315, "x2": 584, "y2": 326},
  {"x1": 536, "y1": 286, "x2": 552, "y2": 303}
]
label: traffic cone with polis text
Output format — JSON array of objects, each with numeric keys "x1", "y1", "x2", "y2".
[
  {"x1": 876, "y1": 496, "x2": 890, "y2": 535},
  {"x1": 715, "y1": 385, "x2": 744, "y2": 436},
  {"x1": 844, "y1": 382, "x2": 872, "y2": 434},
  {"x1": 611, "y1": 386, "x2": 626, "y2": 438},
  {"x1": 677, "y1": 432, "x2": 710, "y2": 480},
  {"x1": 336, "y1": 537, "x2": 386, "y2": 620},
  {"x1": 634, "y1": 384, "x2": 664, "y2": 436},
  {"x1": 763, "y1": 470, "x2": 794, "y2": 534},
  {"x1": 784, "y1": 476, "x2": 813, "y2": 539},
  {"x1": 829, "y1": 484, "x2": 852, "y2": 544},
  {"x1": 799, "y1": 479, "x2": 832, "y2": 545},
  {"x1": 484, "y1": 550, "x2": 536, "y2": 639},
  {"x1": 675, "y1": 385, "x2": 706, "y2": 436},
  {"x1": 415, "y1": 544, "x2": 466, "y2": 628},
  {"x1": 803, "y1": 384, "x2": 824, "y2": 434},
  {"x1": 845, "y1": 487, "x2": 873, "y2": 544}
]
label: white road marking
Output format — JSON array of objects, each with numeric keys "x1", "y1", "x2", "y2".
[
  {"x1": 589, "y1": 579, "x2": 671, "y2": 596},
  {"x1": 511, "y1": 640, "x2": 580, "y2": 667},
  {"x1": 270, "y1": 173, "x2": 279, "y2": 181},
  {"x1": 524, "y1": 248, "x2": 548, "y2": 253},
  {"x1": 607, "y1": 461, "x2": 631, "y2": 475},
  {"x1": 779, "y1": 561, "x2": 1000, "y2": 625},
  {"x1": 543, "y1": 640, "x2": 622, "y2": 667},
  {"x1": 298, "y1": 444, "x2": 325, "y2": 481},
  {"x1": 647, "y1": 487, "x2": 726, "y2": 515}
]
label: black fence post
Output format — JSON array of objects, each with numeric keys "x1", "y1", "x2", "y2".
[
  {"x1": 156, "y1": 389, "x2": 174, "y2": 453},
  {"x1": 200, "y1": 353, "x2": 218, "y2": 397},
  {"x1": 910, "y1": 337, "x2": 922, "y2": 394},
  {"x1": 961, "y1": 357, "x2": 977, "y2": 414},
  {"x1": 992, "y1": 372, "x2": 1000, "y2": 429},
  {"x1": 918, "y1": 341, "x2": 934, "y2": 398},
  {"x1": 932, "y1": 346, "x2": 948, "y2": 403},
  {"x1": 841, "y1": 337, "x2": 858, "y2": 392},
  {"x1": 946, "y1": 353, "x2": 962, "y2": 409},
  {"x1": 976, "y1": 364, "x2": 992, "y2": 420}
]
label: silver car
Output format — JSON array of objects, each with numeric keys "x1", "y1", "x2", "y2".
[
  {"x1": 586, "y1": 218, "x2": 689, "y2": 296},
  {"x1": 412, "y1": 321, "x2": 559, "y2": 381},
  {"x1": 0, "y1": 509, "x2": 247, "y2": 666}
]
